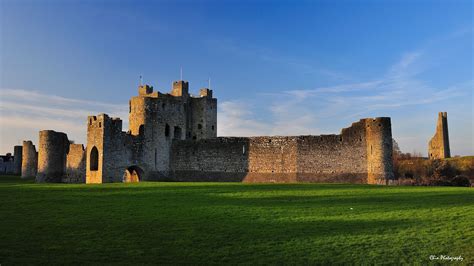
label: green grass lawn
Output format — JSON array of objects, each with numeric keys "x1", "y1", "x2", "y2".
[{"x1": 0, "y1": 176, "x2": 472, "y2": 264}]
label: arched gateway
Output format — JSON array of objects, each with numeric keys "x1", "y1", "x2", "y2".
[{"x1": 123, "y1": 166, "x2": 144, "y2": 183}]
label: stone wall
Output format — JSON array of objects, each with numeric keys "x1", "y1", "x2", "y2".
[
  {"x1": 297, "y1": 130, "x2": 367, "y2": 183},
  {"x1": 170, "y1": 137, "x2": 249, "y2": 181},
  {"x1": 36, "y1": 130, "x2": 70, "y2": 183},
  {"x1": 21, "y1": 141, "x2": 37, "y2": 178},
  {"x1": 64, "y1": 144, "x2": 86, "y2": 183},
  {"x1": 170, "y1": 118, "x2": 394, "y2": 184},
  {"x1": 0, "y1": 154, "x2": 15, "y2": 174},
  {"x1": 13, "y1": 145, "x2": 22, "y2": 175}
]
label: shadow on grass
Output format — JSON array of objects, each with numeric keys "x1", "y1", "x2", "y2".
[{"x1": 0, "y1": 176, "x2": 473, "y2": 264}]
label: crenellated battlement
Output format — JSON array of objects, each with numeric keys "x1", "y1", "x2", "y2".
[
  {"x1": 171, "y1": 80, "x2": 189, "y2": 97},
  {"x1": 15, "y1": 78, "x2": 395, "y2": 185}
]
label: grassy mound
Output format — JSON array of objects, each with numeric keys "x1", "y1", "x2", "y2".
[{"x1": 0, "y1": 176, "x2": 472, "y2": 264}]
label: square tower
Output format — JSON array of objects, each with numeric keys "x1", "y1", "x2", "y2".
[{"x1": 171, "y1": 81, "x2": 189, "y2": 97}]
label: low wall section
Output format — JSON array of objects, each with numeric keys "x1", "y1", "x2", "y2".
[{"x1": 170, "y1": 118, "x2": 393, "y2": 184}]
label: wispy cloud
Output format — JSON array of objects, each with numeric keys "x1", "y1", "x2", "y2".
[
  {"x1": 217, "y1": 101, "x2": 272, "y2": 136},
  {"x1": 215, "y1": 29, "x2": 473, "y2": 155},
  {"x1": 207, "y1": 38, "x2": 349, "y2": 81},
  {"x1": 1, "y1": 27, "x2": 472, "y2": 156},
  {"x1": 218, "y1": 98, "x2": 323, "y2": 137},
  {"x1": 0, "y1": 88, "x2": 127, "y2": 151},
  {"x1": 278, "y1": 48, "x2": 467, "y2": 121}
]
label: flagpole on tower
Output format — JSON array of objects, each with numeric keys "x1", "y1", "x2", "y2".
[{"x1": 139, "y1": 75, "x2": 143, "y2": 86}]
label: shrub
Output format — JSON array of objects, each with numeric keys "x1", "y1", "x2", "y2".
[
  {"x1": 450, "y1": 175, "x2": 471, "y2": 187},
  {"x1": 393, "y1": 156, "x2": 473, "y2": 186}
]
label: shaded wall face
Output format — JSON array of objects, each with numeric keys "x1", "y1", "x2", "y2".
[
  {"x1": 171, "y1": 137, "x2": 299, "y2": 182},
  {"x1": 170, "y1": 135, "x2": 368, "y2": 183},
  {"x1": 65, "y1": 144, "x2": 86, "y2": 183},
  {"x1": 0, "y1": 157, "x2": 15, "y2": 173},
  {"x1": 13, "y1": 146, "x2": 22, "y2": 175},
  {"x1": 170, "y1": 138, "x2": 249, "y2": 181},
  {"x1": 36, "y1": 131, "x2": 69, "y2": 183},
  {"x1": 189, "y1": 97, "x2": 217, "y2": 140},
  {"x1": 101, "y1": 131, "x2": 134, "y2": 183}
]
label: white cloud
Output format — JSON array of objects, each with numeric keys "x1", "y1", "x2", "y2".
[
  {"x1": 1, "y1": 27, "x2": 472, "y2": 156},
  {"x1": 217, "y1": 101, "x2": 271, "y2": 136},
  {"x1": 217, "y1": 43, "x2": 472, "y2": 155},
  {"x1": 0, "y1": 88, "x2": 127, "y2": 153}
]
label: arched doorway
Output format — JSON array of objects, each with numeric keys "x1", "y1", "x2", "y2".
[
  {"x1": 90, "y1": 146, "x2": 99, "y2": 171},
  {"x1": 123, "y1": 166, "x2": 144, "y2": 183}
]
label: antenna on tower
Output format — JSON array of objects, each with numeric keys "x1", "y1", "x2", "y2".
[
  {"x1": 139, "y1": 75, "x2": 143, "y2": 86},
  {"x1": 180, "y1": 67, "x2": 183, "y2": 81},
  {"x1": 208, "y1": 77, "x2": 211, "y2": 90}
]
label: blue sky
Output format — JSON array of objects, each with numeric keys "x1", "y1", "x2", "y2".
[{"x1": 1, "y1": 0, "x2": 473, "y2": 155}]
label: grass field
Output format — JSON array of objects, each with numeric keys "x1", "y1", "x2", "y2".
[{"x1": 0, "y1": 176, "x2": 472, "y2": 264}]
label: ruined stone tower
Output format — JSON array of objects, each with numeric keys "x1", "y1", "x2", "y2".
[
  {"x1": 36, "y1": 130, "x2": 70, "y2": 183},
  {"x1": 86, "y1": 114, "x2": 125, "y2": 183},
  {"x1": 365, "y1": 117, "x2": 394, "y2": 184},
  {"x1": 428, "y1": 112, "x2": 450, "y2": 159},
  {"x1": 13, "y1": 145, "x2": 22, "y2": 175},
  {"x1": 21, "y1": 141, "x2": 37, "y2": 178}
]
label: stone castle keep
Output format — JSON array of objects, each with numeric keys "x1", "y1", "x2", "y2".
[{"x1": 13, "y1": 80, "x2": 397, "y2": 185}]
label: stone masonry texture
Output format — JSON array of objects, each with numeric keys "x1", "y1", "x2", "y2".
[
  {"x1": 429, "y1": 112, "x2": 451, "y2": 159},
  {"x1": 21, "y1": 141, "x2": 37, "y2": 178},
  {"x1": 14, "y1": 80, "x2": 394, "y2": 184},
  {"x1": 13, "y1": 145, "x2": 22, "y2": 175},
  {"x1": 171, "y1": 118, "x2": 394, "y2": 184},
  {"x1": 36, "y1": 130, "x2": 70, "y2": 183}
]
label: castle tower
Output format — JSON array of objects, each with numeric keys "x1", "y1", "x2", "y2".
[
  {"x1": 428, "y1": 112, "x2": 450, "y2": 159},
  {"x1": 13, "y1": 145, "x2": 22, "y2": 175},
  {"x1": 86, "y1": 114, "x2": 125, "y2": 183},
  {"x1": 21, "y1": 141, "x2": 37, "y2": 178},
  {"x1": 36, "y1": 130, "x2": 70, "y2": 183},
  {"x1": 129, "y1": 87, "x2": 155, "y2": 136},
  {"x1": 138, "y1": 84, "x2": 153, "y2": 96},
  {"x1": 171, "y1": 80, "x2": 189, "y2": 97},
  {"x1": 86, "y1": 114, "x2": 107, "y2": 183},
  {"x1": 189, "y1": 87, "x2": 217, "y2": 140},
  {"x1": 365, "y1": 117, "x2": 394, "y2": 184}
]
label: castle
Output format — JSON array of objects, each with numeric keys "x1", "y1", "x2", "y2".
[{"x1": 12, "y1": 80, "x2": 397, "y2": 185}]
